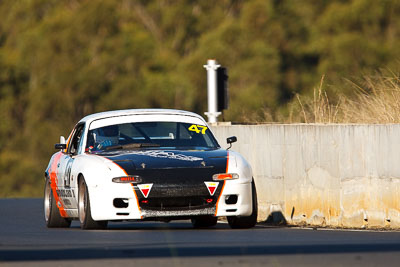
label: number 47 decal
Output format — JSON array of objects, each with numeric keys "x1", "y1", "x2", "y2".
[{"x1": 188, "y1": 124, "x2": 208, "y2": 134}]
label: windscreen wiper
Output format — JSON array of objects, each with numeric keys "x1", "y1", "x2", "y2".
[{"x1": 105, "y1": 143, "x2": 160, "y2": 150}]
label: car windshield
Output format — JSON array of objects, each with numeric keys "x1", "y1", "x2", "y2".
[{"x1": 86, "y1": 121, "x2": 219, "y2": 151}]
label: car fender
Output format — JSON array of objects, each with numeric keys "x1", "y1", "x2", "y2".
[
  {"x1": 71, "y1": 153, "x2": 141, "y2": 220},
  {"x1": 214, "y1": 150, "x2": 254, "y2": 217},
  {"x1": 71, "y1": 154, "x2": 126, "y2": 189},
  {"x1": 227, "y1": 150, "x2": 253, "y2": 184},
  {"x1": 44, "y1": 152, "x2": 59, "y2": 180}
]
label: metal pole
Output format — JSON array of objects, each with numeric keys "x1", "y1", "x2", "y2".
[{"x1": 204, "y1": 59, "x2": 221, "y2": 123}]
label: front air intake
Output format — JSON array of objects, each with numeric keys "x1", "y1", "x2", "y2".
[{"x1": 113, "y1": 198, "x2": 129, "y2": 208}]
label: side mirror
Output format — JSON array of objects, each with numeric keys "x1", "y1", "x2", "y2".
[
  {"x1": 55, "y1": 143, "x2": 67, "y2": 150},
  {"x1": 226, "y1": 136, "x2": 237, "y2": 150},
  {"x1": 55, "y1": 136, "x2": 67, "y2": 150}
]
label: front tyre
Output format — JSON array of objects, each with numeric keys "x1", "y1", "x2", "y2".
[
  {"x1": 78, "y1": 177, "x2": 108, "y2": 230},
  {"x1": 227, "y1": 179, "x2": 258, "y2": 229},
  {"x1": 191, "y1": 216, "x2": 218, "y2": 228},
  {"x1": 44, "y1": 178, "x2": 71, "y2": 228}
]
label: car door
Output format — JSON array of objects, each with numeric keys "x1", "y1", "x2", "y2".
[{"x1": 56, "y1": 123, "x2": 85, "y2": 209}]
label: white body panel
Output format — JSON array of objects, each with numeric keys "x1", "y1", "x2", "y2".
[{"x1": 215, "y1": 151, "x2": 253, "y2": 217}]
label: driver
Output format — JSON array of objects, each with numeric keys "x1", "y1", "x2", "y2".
[{"x1": 93, "y1": 125, "x2": 119, "y2": 149}]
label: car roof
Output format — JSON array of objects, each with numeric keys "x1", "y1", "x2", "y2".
[{"x1": 79, "y1": 109, "x2": 206, "y2": 124}]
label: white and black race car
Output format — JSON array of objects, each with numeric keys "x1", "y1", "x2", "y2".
[{"x1": 44, "y1": 109, "x2": 257, "y2": 229}]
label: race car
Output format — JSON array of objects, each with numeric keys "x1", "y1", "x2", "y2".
[{"x1": 44, "y1": 109, "x2": 257, "y2": 229}]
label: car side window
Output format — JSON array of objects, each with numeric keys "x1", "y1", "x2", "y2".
[
  {"x1": 68, "y1": 124, "x2": 85, "y2": 156},
  {"x1": 77, "y1": 125, "x2": 86, "y2": 153}
]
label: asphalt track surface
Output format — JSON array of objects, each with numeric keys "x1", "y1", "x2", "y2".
[{"x1": 1, "y1": 199, "x2": 400, "y2": 266}]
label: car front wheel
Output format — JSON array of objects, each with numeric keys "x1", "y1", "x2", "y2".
[
  {"x1": 78, "y1": 177, "x2": 108, "y2": 230},
  {"x1": 44, "y1": 178, "x2": 71, "y2": 228}
]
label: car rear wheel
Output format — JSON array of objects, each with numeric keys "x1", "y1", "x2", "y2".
[
  {"x1": 44, "y1": 178, "x2": 71, "y2": 228},
  {"x1": 78, "y1": 177, "x2": 108, "y2": 230},
  {"x1": 191, "y1": 216, "x2": 218, "y2": 228},
  {"x1": 227, "y1": 179, "x2": 258, "y2": 229}
]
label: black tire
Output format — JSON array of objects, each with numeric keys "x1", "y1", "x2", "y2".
[
  {"x1": 191, "y1": 216, "x2": 218, "y2": 228},
  {"x1": 227, "y1": 179, "x2": 258, "y2": 229},
  {"x1": 79, "y1": 177, "x2": 108, "y2": 230},
  {"x1": 44, "y1": 178, "x2": 71, "y2": 228}
]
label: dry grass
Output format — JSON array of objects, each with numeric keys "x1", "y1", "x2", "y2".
[
  {"x1": 340, "y1": 74, "x2": 400, "y2": 123},
  {"x1": 237, "y1": 73, "x2": 400, "y2": 124},
  {"x1": 295, "y1": 75, "x2": 342, "y2": 123},
  {"x1": 289, "y1": 73, "x2": 400, "y2": 124}
]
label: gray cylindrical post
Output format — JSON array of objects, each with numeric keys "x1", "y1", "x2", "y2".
[{"x1": 204, "y1": 59, "x2": 221, "y2": 123}]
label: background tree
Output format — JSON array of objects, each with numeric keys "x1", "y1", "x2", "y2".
[{"x1": 0, "y1": 0, "x2": 399, "y2": 196}]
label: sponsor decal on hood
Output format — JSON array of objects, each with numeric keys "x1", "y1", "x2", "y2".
[{"x1": 126, "y1": 150, "x2": 203, "y2": 162}]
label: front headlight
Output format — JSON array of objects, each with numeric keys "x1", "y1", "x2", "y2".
[{"x1": 212, "y1": 173, "x2": 239, "y2": 181}]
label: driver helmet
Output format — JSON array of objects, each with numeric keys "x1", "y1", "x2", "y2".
[{"x1": 93, "y1": 125, "x2": 119, "y2": 148}]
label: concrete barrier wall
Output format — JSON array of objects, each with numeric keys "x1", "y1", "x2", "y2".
[{"x1": 211, "y1": 124, "x2": 400, "y2": 229}]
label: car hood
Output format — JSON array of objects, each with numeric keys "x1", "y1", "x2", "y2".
[{"x1": 94, "y1": 148, "x2": 229, "y2": 184}]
